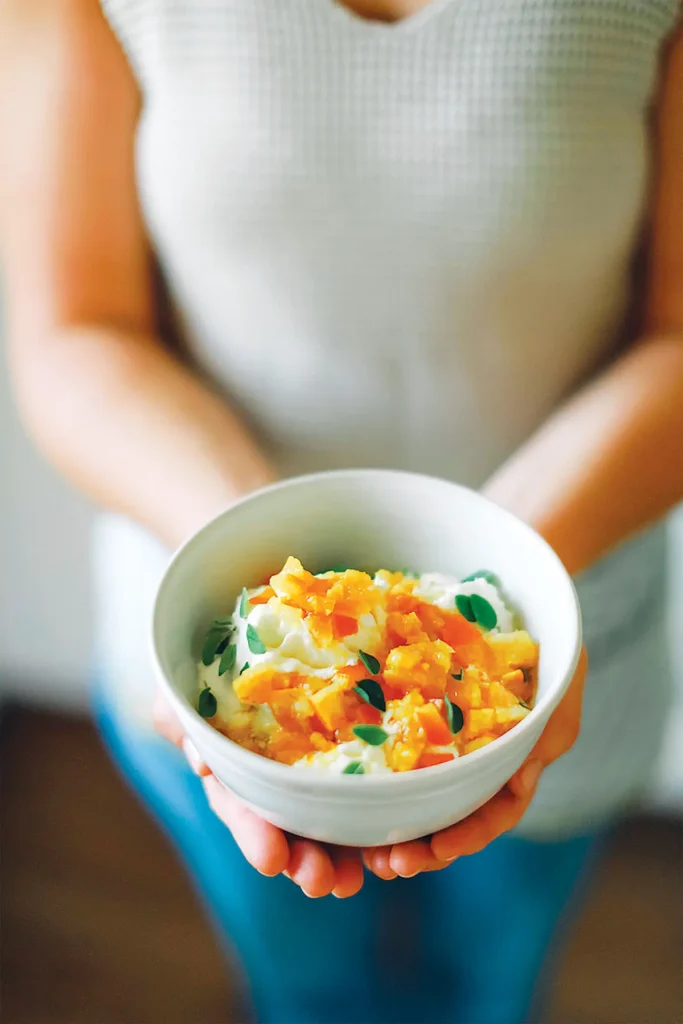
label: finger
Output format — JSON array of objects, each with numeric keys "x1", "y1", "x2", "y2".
[
  {"x1": 182, "y1": 737, "x2": 211, "y2": 777},
  {"x1": 431, "y1": 807, "x2": 496, "y2": 862},
  {"x1": 431, "y1": 785, "x2": 530, "y2": 862},
  {"x1": 152, "y1": 689, "x2": 184, "y2": 747},
  {"x1": 533, "y1": 647, "x2": 588, "y2": 766},
  {"x1": 389, "y1": 839, "x2": 446, "y2": 878},
  {"x1": 363, "y1": 847, "x2": 397, "y2": 880},
  {"x1": 506, "y1": 757, "x2": 543, "y2": 801},
  {"x1": 287, "y1": 839, "x2": 337, "y2": 898},
  {"x1": 330, "y1": 848, "x2": 365, "y2": 898},
  {"x1": 202, "y1": 775, "x2": 290, "y2": 876}
]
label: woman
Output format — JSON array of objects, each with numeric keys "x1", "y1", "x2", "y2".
[{"x1": 1, "y1": 1, "x2": 682, "y2": 1021}]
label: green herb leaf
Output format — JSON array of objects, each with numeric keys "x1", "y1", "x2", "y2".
[
  {"x1": 455, "y1": 594, "x2": 476, "y2": 622},
  {"x1": 201, "y1": 619, "x2": 234, "y2": 666},
  {"x1": 469, "y1": 594, "x2": 498, "y2": 631},
  {"x1": 198, "y1": 687, "x2": 218, "y2": 719},
  {"x1": 218, "y1": 643, "x2": 237, "y2": 676},
  {"x1": 246, "y1": 624, "x2": 267, "y2": 655},
  {"x1": 342, "y1": 760, "x2": 365, "y2": 775},
  {"x1": 215, "y1": 634, "x2": 232, "y2": 656},
  {"x1": 239, "y1": 587, "x2": 251, "y2": 619},
  {"x1": 239, "y1": 662, "x2": 250, "y2": 676},
  {"x1": 461, "y1": 570, "x2": 499, "y2": 586},
  {"x1": 444, "y1": 696, "x2": 464, "y2": 734},
  {"x1": 353, "y1": 679, "x2": 386, "y2": 712},
  {"x1": 359, "y1": 650, "x2": 381, "y2": 675},
  {"x1": 316, "y1": 564, "x2": 352, "y2": 575},
  {"x1": 451, "y1": 670, "x2": 463, "y2": 681},
  {"x1": 352, "y1": 724, "x2": 388, "y2": 746},
  {"x1": 398, "y1": 567, "x2": 419, "y2": 579}
]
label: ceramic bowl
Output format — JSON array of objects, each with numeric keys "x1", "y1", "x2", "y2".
[{"x1": 152, "y1": 469, "x2": 581, "y2": 846}]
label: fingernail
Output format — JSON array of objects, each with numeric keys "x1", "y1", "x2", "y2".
[
  {"x1": 521, "y1": 759, "x2": 542, "y2": 794},
  {"x1": 397, "y1": 870, "x2": 419, "y2": 879}
]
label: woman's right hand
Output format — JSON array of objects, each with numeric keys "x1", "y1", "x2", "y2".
[{"x1": 153, "y1": 691, "x2": 366, "y2": 899}]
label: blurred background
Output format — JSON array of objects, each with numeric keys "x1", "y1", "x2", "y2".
[{"x1": 1, "y1": 287, "x2": 682, "y2": 1022}]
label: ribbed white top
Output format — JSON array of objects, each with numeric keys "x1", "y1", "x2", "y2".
[{"x1": 97, "y1": 0, "x2": 679, "y2": 836}]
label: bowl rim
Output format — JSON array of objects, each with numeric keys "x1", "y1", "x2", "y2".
[{"x1": 151, "y1": 468, "x2": 583, "y2": 791}]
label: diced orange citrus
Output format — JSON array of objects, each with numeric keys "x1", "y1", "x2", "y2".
[
  {"x1": 306, "y1": 614, "x2": 335, "y2": 648},
  {"x1": 347, "y1": 699, "x2": 383, "y2": 726},
  {"x1": 415, "y1": 702, "x2": 453, "y2": 746},
  {"x1": 487, "y1": 631, "x2": 539, "y2": 673},
  {"x1": 385, "y1": 691, "x2": 426, "y2": 772},
  {"x1": 383, "y1": 640, "x2": 453, "y2": 697},
  {"x1": 447, "y1": 671, "x2": 483, "y2": 708},
  {"x1": 386, "y1": 611, "x2": 428, "y2": 646},
  {"x1": 387, "y1": 590, "x2": 421, "y2": 615},
  {"x1": 309, "y1": 677, "x2": 353, "y2": 732},
  {"x1": 493, "y1": 706, "x2": 529, "y2": 729},
  {"x1": 268, "y1": 728, "x2": 317, "y2": 765},
  {"x1": 440, "y1": 610, "x2": 485, "y2": 650},
  {"x1": 463, "y1": 735, "x2": 496, "y2": 754},
  {"x1": 213, "y1": 558, "x2": 540, "y2": 770},
  {"x1": 234, "y1": 665, "x2": 297, "y2": 703},
  {"x1": 500, "y1": 668, "x2": 527, "y2": 699},
  {"x1": 326, "y1": 570, "x2": 381, "y2": 619},
  {"x1": 270, "y1": 556, "x2": 335, "y2": 614},
  {"x1": 416, "y1": 751, "x2": 455, "y2": 769},
  {"x1": 269, "y1": 688, "x2": 316, "y2": 732},
  {"x1": 310, "y1": 731, "x2": 335, "y2": 752},
  {"x1": 334, "y1": 664, "x2": 373, "y2": 688},
  {"x1": 467, "y1": 708, "x2": 496, "y2": 736},
  {"x1": 375, "y1": 569, "x2": 408, "y2": 588},
  {"x1": 335, "y1": 697, "x2": 383, "y2": 741},
  {"x1": 387, "y1": 735, "x2": 425, "y2": 772},
  {"x1": 332, "y1": 614, "x2": 358, "y2": 639},
  {"x1": 487, "y1": 680, "x2": 520, "y2": 708}
]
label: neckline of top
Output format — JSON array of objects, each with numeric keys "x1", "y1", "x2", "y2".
[{"x1": 319, "y1": 0, "x2": 459, "y2": 37}]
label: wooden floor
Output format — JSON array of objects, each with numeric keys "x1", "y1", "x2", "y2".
[{"x1": 1, "y1": 707, "x2": 681, "y2": 1024}]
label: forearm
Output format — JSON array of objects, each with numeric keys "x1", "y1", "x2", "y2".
[
  {"x1": 10, "y1": 324, "x2": 276, "y2": 549},
  {"x1": 482, "y1": 333, "x2": 683, "y2": 576}
]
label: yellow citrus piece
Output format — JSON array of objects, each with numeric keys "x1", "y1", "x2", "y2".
[
  {"x1": 385, "y1": 691, "x2": 427, "y2": 772},
  {"x1": 487, "y1": 631, "x2": 539, "y2": 673},
  {"x1": 233, "y1": 664, "x2": 297, "y2": 703},
  {"x1": 384, "y1": 639, "x2": 454, "y2": 697}
]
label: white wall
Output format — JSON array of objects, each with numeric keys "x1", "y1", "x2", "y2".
[
  {"x1": 1, "y1": 344, "x2": 93, "y2": 711},
  {"x1": 1, "y1": 314, "x2": 681, "y2": 805}
]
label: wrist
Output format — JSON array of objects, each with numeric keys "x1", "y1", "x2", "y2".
[{"x1": 166, "y1": 458, "x2": 278, "y2": 550}]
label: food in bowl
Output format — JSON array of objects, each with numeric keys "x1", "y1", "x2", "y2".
[{"x1": 196, "y1": 557, "x2": 539, "y2": 774}]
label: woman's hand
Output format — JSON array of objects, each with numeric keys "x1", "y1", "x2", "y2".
[
  {"x1": 153, "y1": 692, "x2": 365, "y2": 899},
  {"x1": 156, "y1": 648, "x2": 585, "y2": 891},
  {"x1": 363, "y1": 647, "x2": 588, "y2": 880}
]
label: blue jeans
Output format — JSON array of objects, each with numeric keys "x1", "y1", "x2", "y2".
[{"x1": 94, "y1": 685, "x2": 603, "y2": 1024}]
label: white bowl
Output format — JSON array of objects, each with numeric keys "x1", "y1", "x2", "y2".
[{"x1": 152, "y1": 469, "x2": 581, "y2": 847}]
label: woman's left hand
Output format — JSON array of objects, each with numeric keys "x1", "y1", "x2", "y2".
[
  {"x1": 153, "y1": 691, "x2": 366, "y2": 899},
  {"x1": 363, "y1": 647, "x2": 588, "y2": 880}
]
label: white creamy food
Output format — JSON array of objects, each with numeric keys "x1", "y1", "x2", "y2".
[{"x1": 196, "y1": 562, "x2": 534, "y2": 775}]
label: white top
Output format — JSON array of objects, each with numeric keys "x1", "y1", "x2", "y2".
[{"x1": 97, "y1": 0, "x2": 679, "y2": 837}]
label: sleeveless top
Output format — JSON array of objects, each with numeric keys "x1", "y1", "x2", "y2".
[{"x1": 97, "y1": 0, "x2": 680, "y2": 837}]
